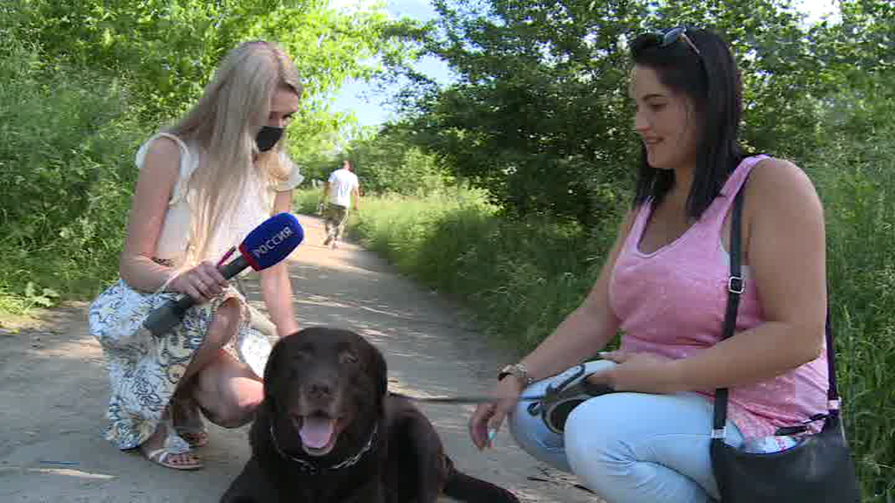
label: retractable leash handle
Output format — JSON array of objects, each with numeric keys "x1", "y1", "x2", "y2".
[
  {"x1": 521, "y1": 364, "x2": 616, "y2": 435},
  {"x1": 143, "y1": 213, "x2": 304, "y2": 338}
]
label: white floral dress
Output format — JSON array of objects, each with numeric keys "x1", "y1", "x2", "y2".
[{"x1": 88, "y1": 132, "x2": 302, "y2": 450}]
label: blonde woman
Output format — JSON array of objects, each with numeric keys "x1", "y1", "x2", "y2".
[{"x1": 89, "y1": 41, "x2": 304, "y2": 470}]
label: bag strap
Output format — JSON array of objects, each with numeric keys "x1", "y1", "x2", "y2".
[
  {"x1": 712, "y1": 183, "x2": 840, "y2": 439},
  {"x1": 824, "y1": 308, "x2": 841, "y2": 407}
]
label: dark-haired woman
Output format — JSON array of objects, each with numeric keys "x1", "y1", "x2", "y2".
[{"x1": 468, "y1": 27, "x2": 829, "y2": 502}]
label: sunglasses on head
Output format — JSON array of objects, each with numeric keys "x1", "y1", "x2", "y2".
[{"x1": 634, "y1": 26, "x2": 702, "y2": 58}]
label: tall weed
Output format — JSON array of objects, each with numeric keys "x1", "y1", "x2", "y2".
[
  {"x1": 806, "y1": 134, "x2": 895, "y2": 501},
  {"x1": 0, "y1": 39, "x2": 144, "y2": 310}
]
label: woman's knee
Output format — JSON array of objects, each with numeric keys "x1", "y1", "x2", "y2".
[
  {"x1": 563, "y1": 392, "x2": 728, "y2": 502},
  {"x1": 202, "y1": 384, "x2": 262, "y2": 428},
  {"x1": 210, "y1": 399, "x2": 261, "y2": 429},
  {"x1": 193, "y1": 353, "x2": 262, "y2": 428},
  {"x1": 564, "y1": 394, "x2": 632, "y2": 469}
]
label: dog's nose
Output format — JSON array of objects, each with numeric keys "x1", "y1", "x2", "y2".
[{"x1": 308, "y1": 382, "x2": 332, "y2": 398}]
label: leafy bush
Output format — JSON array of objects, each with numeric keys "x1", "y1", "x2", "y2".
[
  {"x1": 400, "y1": 0, "x2": 860, "y2": 227},
  {"x1": 0, "y1": 38, "x2": 144, "y2": 309},
  {"x1": 6, "y1": 0, "x2": 406, "y2": 124},
  {"x1": 299, "y1": 125, "x2": 456, "y2": 198},
  {"x1": 805, "y1": 130, "x2": 895, "y2": 501}
]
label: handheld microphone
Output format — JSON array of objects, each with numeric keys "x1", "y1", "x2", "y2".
[{"x1": 143, "y1": 213, "x2": 304, "y2": 338}]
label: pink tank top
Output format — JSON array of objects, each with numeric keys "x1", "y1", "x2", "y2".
[{"x1": 609, "y1": 155, "x2": 828, "y2": 439}]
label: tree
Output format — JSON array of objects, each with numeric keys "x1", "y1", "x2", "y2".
[
  {"x1": 8, "y1": 0, "x2": 421, "y2": 151},
  {"x1": 398, "y1": 0, "x2": 860, "y2": 226},
  {"x1": 302, "y1": 123, "x2": 453, "y2": 196}
]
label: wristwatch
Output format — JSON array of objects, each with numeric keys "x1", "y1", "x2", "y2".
[{"x1": 498, "y1": 363, "x2": 535, "y2": 386}]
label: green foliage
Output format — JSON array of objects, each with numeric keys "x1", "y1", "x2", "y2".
[
  {"x1": 0, "y1": 38, "x2": 144, "y2": 307},
  {"x1": 399, "y1": 0, "x2": 891, "y2": 228},
  {"x1": 297, "y1": 124, "x2": 457, "y2": 197},
  {"x1": 404, "y1": 0, "x2": 645, "y2": 227},
  {"x1": 800, "y1": 14, "x2": 895, "y2": 494},
  {"x1": 346, "y1": 125, "x2": 455, "y2": 196},
  {"x1": 9, "y1": 0, "x2": 270, "y2": 121},
  {"x1": 805, "y1": 126, "x2": 895, "y2": 501},
  {"x1": 6, "y1": 0, "x2": 420, "y2": 150},
  {"x1": 415, "y1": 209, "x2": 615, "y2": 349}
]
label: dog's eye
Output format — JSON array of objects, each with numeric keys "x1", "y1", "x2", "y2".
[{"x1": 340, "y1": 352, "x2": 358, "y2": 365}]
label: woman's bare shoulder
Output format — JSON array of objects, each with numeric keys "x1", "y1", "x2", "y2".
[
  {"x1": 747, "y1": 156, "x2": 820, "y2": 204},
  {"x1": 743, "y1": 156, "x2": 823, "y2": 227},
  {"x1": 143, "y1": 135, "x2": 182, "y2": 166}
]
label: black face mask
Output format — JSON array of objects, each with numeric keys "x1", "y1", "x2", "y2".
[{"x1": 256, "y1": 126, "x2": 284, "y2": 152}]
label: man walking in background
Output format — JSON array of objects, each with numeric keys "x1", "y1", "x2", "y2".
[{"x1": 320, "y1": 159, "x2": 360, "y2": 249}]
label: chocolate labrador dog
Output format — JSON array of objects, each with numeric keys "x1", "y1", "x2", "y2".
[{"x1": 221, "y1": 327, "x2": 520, "y2": 503}]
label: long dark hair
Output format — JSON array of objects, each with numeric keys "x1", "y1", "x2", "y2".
[{"x1": 629, "y1": 27, "x2": 747, "y2": 219}]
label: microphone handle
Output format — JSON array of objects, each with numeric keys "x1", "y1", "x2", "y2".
[
  {"x1": 143, "y1": 256, "x2": 250, "y2": 338},
  {"x1": 219, "y1": 255, "x2": 249, "y2": 280}
]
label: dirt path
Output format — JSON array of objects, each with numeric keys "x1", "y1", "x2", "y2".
[{"x1": 0, "y1": 214, "x2": 598, "y2": 502}]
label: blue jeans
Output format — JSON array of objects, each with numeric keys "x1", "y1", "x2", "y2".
[{"x1": 508, "y1": 361, "x2": 745, "y2": 503}]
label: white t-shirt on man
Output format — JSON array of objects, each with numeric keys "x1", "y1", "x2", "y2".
[{"x1": 327, "y1": 168, "x2": 359, "y2": 208}]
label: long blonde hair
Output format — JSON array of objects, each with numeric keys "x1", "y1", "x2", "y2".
[{"x1": 165, "y1": 41, "x2": 302, "y2": 264}]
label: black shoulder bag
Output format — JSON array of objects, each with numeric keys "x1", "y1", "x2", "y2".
[{"x1": 709, "y1": 183, "x2": 862, "y2": 502}]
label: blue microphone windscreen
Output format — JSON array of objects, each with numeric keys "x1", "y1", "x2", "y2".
[{"x1": 238, "y1": 213, "x2": 304, "y2": 271}]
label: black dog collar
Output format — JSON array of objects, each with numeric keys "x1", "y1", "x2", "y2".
[{"x1": 269, "y1": 423, "x2": 378, "y2": 475}]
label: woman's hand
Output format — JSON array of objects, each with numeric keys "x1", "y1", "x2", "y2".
[
  {"x1": 468, "y1": 376, "x2": 524, "y2": 450},
  {"x1": 587, "y1": 350, "x2": 684, "y2": 394},
  {"x1": 168, "y1": 261, "x2": 229, "y2": 303}
]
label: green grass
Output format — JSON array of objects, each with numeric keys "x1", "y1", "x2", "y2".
[
  {"x1": 805, "y1": 136, "x2": 895, "y2": 501},
  {"x1": 0, "y1": 38, "x2": 144, "y2": 313}
]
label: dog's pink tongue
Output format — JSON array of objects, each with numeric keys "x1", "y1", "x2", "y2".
[{"x1": 300, "y1": 416, "x2": 335, "y2": 449}]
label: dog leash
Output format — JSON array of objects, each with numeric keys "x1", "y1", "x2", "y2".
[
  {"x1": 393, "y1": 364, "x2": 598, "y2": 404},
  {"x1": 393, "y1": 393, "x2": 548, "y2": 404},
  {"x1": 395, "y1": 364, "x2": 616, "y2": 405}
]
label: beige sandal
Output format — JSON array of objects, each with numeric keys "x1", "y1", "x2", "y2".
[
  {"x1": 143, "y1": 446, "x2": 204, "y2": 471},
  {"x1": 141, "y1": 416, "x2": 204, "y2": 471}
]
